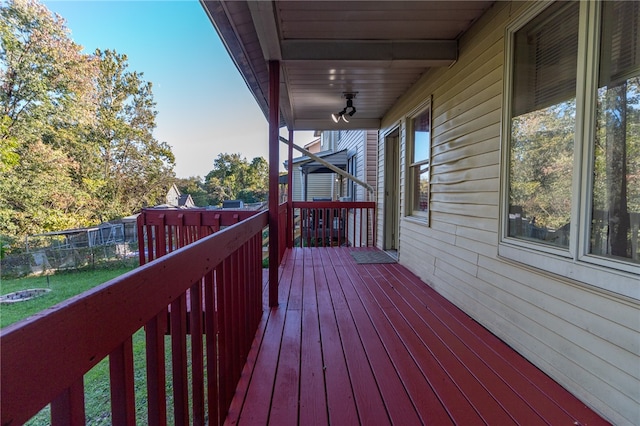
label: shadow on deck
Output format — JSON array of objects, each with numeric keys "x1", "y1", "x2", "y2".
[{"x1": 229, "y1": 247, "x2": 608, "y2": 425}]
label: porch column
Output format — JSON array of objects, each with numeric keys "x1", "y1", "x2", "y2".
[
  {"x1": 287, "y1": 128, "x2": 294, "y2": 248},
  {"x1": 268, "y1": 60, "x2": 280, "y2": 307}
]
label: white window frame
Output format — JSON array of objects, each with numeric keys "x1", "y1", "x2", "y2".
[
  {"x1": 346, "y1": 151, "x2": 357, "y2": 201},
  {"x1": 406, "y1": 98, "x2": 432, "y2": 222},
  {"x1": 500, "y1": 0, "x2": 639, "y2": 299}
]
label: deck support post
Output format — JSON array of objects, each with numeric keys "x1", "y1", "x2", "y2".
[
  {"x1": 287, "y1": 128, "x2": 294, "y2": 248},
  {"x1": 268, "y1": 60, "x2": 280, "y2": 307}
]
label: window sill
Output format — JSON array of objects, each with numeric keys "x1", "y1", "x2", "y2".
[
  {"x1": 404, "y1": 215, "x2": 429, "y2": 227},
  {"x1": 498, "y1": 241, "x2": 640, "y2": 300}
]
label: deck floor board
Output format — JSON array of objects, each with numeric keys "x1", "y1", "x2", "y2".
[{"x1": 227, "y1": 247, "x2": 609, "y2": 425}]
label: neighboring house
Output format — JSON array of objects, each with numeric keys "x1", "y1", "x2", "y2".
[
  {"x1": 285, "y1": 149, "x2": 338, "y2": 201},
  {"x1": 206, "y1": 1, "x2": 640, "y2": 423},
  {"x1": 165, "y1": 184, "x2": 181, "y2": 207},
  {"x1": 178, "y1": 194, "x2": 195, "y2": 208},
  {"x1": 165, "y1": 184, "x2": 196, "y2": 208},
  {"x1": 333, "y1": 129, "x2": 377, "y2": 202},
  {"x1": 303, "y1": 136, "x2": 321, "y2": 154},
  {"x1": 285, "y1": 130, "x2": 377, "y2": 202}
]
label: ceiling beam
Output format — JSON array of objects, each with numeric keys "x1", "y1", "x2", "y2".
[
  {"x1": 281, "y1": 40, "x2": 457, "y2": 62},
  {"x1": 247, "y1": 1, "x2": 282, "y2": 60}
]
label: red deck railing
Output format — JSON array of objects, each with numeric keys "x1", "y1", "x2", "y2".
[
  {"x1": 0, "y1": 209, "x2": 267, "y2": 425},
  {"x1": 293, "y1": 201, "x2": 376, "y2": 247},
  {"x1": 137, "y1": 208, "x2": 261, "y2": 264},
  {"x1": 0, "y1": 203, "x2": 374, "y2": 425}
]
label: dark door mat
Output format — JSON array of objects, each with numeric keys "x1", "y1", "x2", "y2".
[{"x1": 350, "y1": 251, "x2": 397, "y2": 264}]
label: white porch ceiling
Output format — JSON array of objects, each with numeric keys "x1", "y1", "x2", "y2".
[{"x1": 201, "y1": 1, "x2": 495, "y2": 131}]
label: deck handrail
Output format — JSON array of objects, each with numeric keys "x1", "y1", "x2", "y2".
[{"x1": 1, "y1": 210, "x2": 268, "y2": 425}]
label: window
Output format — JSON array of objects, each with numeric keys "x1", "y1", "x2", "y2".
[
  {"x1": 590, "y1": 1, "x2": 640, "y2": 263},
  {"x1": 408, "y1": 101, "x2": 431, "y2": 219},
  {"x1": 503, "y1": 1, "x2": 639, "y2": 289},
  {"x1": 346, "y1": 152, "x2": 357, "y2": 201},
  {"x1": 507, "y1": 1, "x2": 579, "y2": 249}
]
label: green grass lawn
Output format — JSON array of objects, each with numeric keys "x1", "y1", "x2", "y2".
[{"x1": 1, "y1": 267, "x2": 134, "y2": 328}]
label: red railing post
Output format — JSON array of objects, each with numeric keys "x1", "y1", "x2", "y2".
[
  {"x1": 268, "y1": 60, "x2": 280, "y2": 307},
  {"x1": 287, "y1": 128, "x2": 294, "y2": 248},
  {"x1": 190, "y1": 280, "x2": 205, "y2": 426},
  {"x1": 204, "y1": 269, "x2": 220, "y2": 425},
  {"x1": 51, "y1": 379, "x2": 85, "y2": 426},
  {"x1": 170, "y1": 294, "x2": 189, "y2": 425},
  {"x1": 109, "y1": 338, "x2": 136, "y2": 426},
  {"x1": 145, "y1": 311, "x2": 167, "y2": 425}
]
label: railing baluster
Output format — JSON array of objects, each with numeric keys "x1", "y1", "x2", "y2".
[
  {"x1": 109, "y1": 338, "x2": 136, "y2": 426},
  {"x1": 147, "y1": 224, "x2": 155, "y2": 262},
  {"x1": 137, "y1": 213, "x2": 147, "y2": 265},
  {"x1": 156, "y1": 215, "x2": 167, "y2": 258},
  {"x1": 222, "y1": 257, "x2": 235, "y2": 409},
  {"x1": 254, "y1": 233, "x2": 262, "y2": 327},
  {"x1": 170, "y1": 295, "x2": 189, "y2": 426},
  {"x1": 240, "y1": 244, "x2": 249, "y2": 357},
  {"x1": 360, "y1": 208, "x2": 364, "y2": 247},
  {"x1": 204, "y1": 269, "x2": 219, "y2": 425},
  {"x1": 190, "y1": 281, "x2": 205, "y2": 426},
  {"x1": 371, "y1": 207, "x2": 376, "y2": 246},
  {"x1": 51, "y1": 378, "x2": 85, "y2": 426},
  {"x1": 216, "y1": 261, "x2": 228, "y2": 410},
  {"x1": 145, "y1": 311, "x2": 167, "y2": 426},
  {"x1": 231, "y1": 251, "x2": 242, "y2": 384}
]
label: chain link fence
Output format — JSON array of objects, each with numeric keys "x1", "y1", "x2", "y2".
[{"x1": 1, "y1": 243, "x2": 139, "y2": 279}]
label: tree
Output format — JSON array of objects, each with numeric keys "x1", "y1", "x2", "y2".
[
  {"x1": 0, "y1": 141, "x2": 93, "y2": 237},
  {"x1": 0, "y1": 0, "x2": 96, "y2": 145},
  {"x1": 510, "y1": 100, "x2": 575, "y2": 232},
  {"x1": 0, "y1": 0, "x2": 97, "y2": 240},
  {"x1": 204, "y1": 153, "x2": 268, "y2": 205},
  {"x1": 0, "y1": 0, "x2": 177, "y2": 246},
  {"x1": 89, "y1": 49, "x2": 175, "y2": 219},
  {"x1": 174, "y1": 176, "x2": 208, "y2": 206}
]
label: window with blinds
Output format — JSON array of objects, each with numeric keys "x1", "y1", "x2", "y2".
[
  {"x1": 503, "y1": 0, "x2": 640, "y2": 279},
  {"x1": 507, "y1": 1, "x2": 578, "y2": 248},
  {"x1": 590, "y1": 1, "x2": 640, "y2": 263},
  {"x1": 511, "y1": 2, "x2": 579, "y2": 117},
  {"x1": 599, "y1": 1, "x2": 640, "y2": 88}
]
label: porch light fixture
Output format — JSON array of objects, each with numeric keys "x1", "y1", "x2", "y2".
[{"x1": 331, "y1": 93, "x2": 356, "y2": 123}]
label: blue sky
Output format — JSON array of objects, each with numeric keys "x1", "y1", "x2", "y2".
[{"x1": 43, "y1": 0, "x2": 315, "y2": 178}]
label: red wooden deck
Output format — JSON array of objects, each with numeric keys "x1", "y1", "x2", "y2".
[{"x1": 227, "y1": 247, "x2": 609, "y2": 425}]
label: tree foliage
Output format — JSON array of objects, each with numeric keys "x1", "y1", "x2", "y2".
[
  {"x1": 90, "y1": 49, "x2": 175, "y2": 219},
  {"x1": 174, "y1": 176, "x2": 209, "y2": 207},
  {"x1": 1, "y1": 0, "x2": 96, "y2": 143},
  {"x1": 204, "y1": 153, "x2": 268, "y2": 206},
  {"x1": 0, "y1": 0, "x2": 175, "y2": 246},
  {"x1": 510, "y1": 100, "x2": 575, "y2": 231}
]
